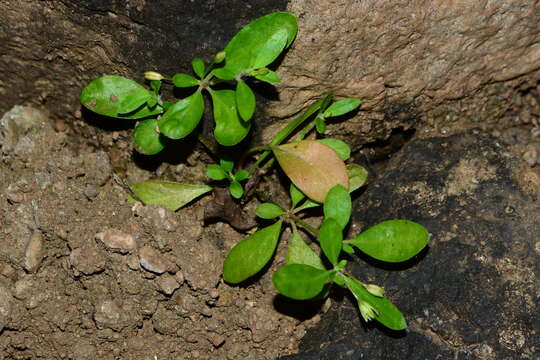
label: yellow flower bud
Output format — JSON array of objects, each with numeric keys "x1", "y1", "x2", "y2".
[
  {"x1": 364, "y1": 284, "x2": 385, "y2": 297},
  {"x1": 214, "y1": 51, "x2": 226, "y2": 63},
  {"x1": 144, "y1": 71, "x2": 164, "y2": 81}
]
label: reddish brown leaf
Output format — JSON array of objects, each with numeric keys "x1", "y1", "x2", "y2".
[{"x1": 272, "y1": 140, "x2": 349, "y2": 202}]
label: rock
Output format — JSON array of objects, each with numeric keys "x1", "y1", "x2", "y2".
[
  {"x1": 94, "y1": 299, "x2": 121, "y2": 331},
  {"x1": 156, "y1": 275, "x2": 180, "y2": 296},
  {"x1": 266, "y1": 1, "x2": 540, "y2": 149},
  {"x1": 283, "y1": 131, "x2": 539, "y2": 359},
  {"x1": 138, "y1": 245, "x2": 169, "y2": 274},
  {"x1": 0, "y1": 105, "x2": 48, "y2": 156},
  {"x1": 23, "y1": 231, "x2": 45, "y2": 273},
  {"x1": 71, "y1": 339, "x2": 97, "y2": 360},
  {"x1": 96, "y1": 229, "x2": 137, "y2": 254},
  {"x1": 138, "y1": 205, "x2": 179, "y2": 233},
  {"x1": 83, "y1": 151, "x2": 112, "y2": 187},
  {"x1": 69, "y1": 243, "x2": 106, "y2": 276},
  {"x1": 0, "y1": 283, "x2": 12, "y2": 332}
]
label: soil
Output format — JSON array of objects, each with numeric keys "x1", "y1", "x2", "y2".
[{"x1": 0, "y1": 106, "x2": 321, "y2": 360}]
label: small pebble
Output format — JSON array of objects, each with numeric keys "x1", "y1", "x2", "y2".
[
  {"x1": 157, "y1": 275, "x2": 180, "y2": 296},
  {"x1": 24, "y1": 232, "x2": 44, "y2": 273},
  {"x1": 211, "y1": 335, "x2": 225, "y2": 348},
  {"x1": 96, "y1": 229, "x2": 137, "y2": 253},
  {"x1": 139, "y1": 246, "x2": 167, "y2": 274}
]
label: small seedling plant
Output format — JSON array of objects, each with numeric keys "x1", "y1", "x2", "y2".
[{"x1": 80, "y1": 12, "x2": 429, "y2": 331}]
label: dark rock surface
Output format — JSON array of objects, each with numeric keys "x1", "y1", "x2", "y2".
[
  {"x1": 0, "y1": 0, "x2": 286, "y2": 122},
  {"x1": 283, "y1": 130, "x2": 539, "y2": 359}
]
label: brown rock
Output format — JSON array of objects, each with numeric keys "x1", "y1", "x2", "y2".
[
  {"x1": 23, "y1": 232, "x2": 45, "y2": 273},
  {"x1": 96, "y1": 229, "x2": 137, "y2": 253}
]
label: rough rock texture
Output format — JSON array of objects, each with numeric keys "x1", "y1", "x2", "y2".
[
  {"x1": 282, "y1": 130, "x2": 539, "y2": 359},
  {"x1": 264, "y1": 0, "x2": 540, "y2": 148},
  {"x1": 1, "y1": 1, "x2": 539, "y2": 150},
  {"x1": 0, "y1": 0, "x2": 286, "y2": 123}
]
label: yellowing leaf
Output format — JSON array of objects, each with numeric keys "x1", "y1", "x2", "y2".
[{"x1": 272, "y1": 140, "x2": 349, "y2": 202}]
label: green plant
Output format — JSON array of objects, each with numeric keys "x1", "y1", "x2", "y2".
[{"x1": 80, "y1": 12, "x2": 429, "y2": 331}]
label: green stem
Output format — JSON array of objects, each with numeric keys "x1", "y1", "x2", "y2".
[
  {"x1": 248, "y1": 98, "x2": 325, "y2": 171},
  {"x1": 290, "y1": 214, "x2": 319, "y2": 237}
]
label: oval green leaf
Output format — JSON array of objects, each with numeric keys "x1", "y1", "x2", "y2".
[
  {"x1": 211, "y1": 89, "x2": 251, "y2": 146},
  {"x1": 348, "y1": 164, "x2": 369, "y2": 193},
  {"x1": 236, "y1": 80, "x2": 256, "y2": 121},
  {"x1": 319, "y1": 218, "x2": 343, "y2": 265},
  {"x1": 129, "y1": 180, "x2": 212, "y2": 211},
  {"x1": 132, "y1": 118, "x2": 165, "y2": 155},
  {"x1": 223, "y1": 221, "x2": 283, "y2": 284},
  {"x1": 81, "y1": 75, "x2": 153, "y2": 118},
  {"x1": 172, "y1": 73, "x2": 199, "y2": 88},
  {"x1": 206, "y1": 164, "x2": 227, "y2": 181},
  {"x1": 253, "y1": 69, "x2": 281, "y2": 83},
  {"x1": 159, "y1": 91, "x2": 204, "y2": 139},
  {"x1": 349, "y1": 220, "x2": 429, "y2": 263},
  {"x1": 285, "y1": 226, "x2": 325, "y2": 270},
  {"x1": 256, "y1": 202, "x2": 285, "y2": 219},
  {"x1": 343, "y1": 275, "x2": 407, "y2": 330},
  {"x1": 317, "y1": 139, "x2": 351, "y2": 161},
  {"x1": 192, "y1": 58, "x2": 205, "y2": 79},
  {"x1": 323, "y1": 98, "x2": 362, "y2": 118},
  {"x1": 272, "y1": 140, "x2": 349, "y2": 203},
  {"x1": 323, "y1": 184, "x2": 352, "y2": 230},
  {"x1": 228, "y1": 180, "x2": 244, "y2": 199},
  {"x1": 219, "y1": 12, "x2": 297, "y2": 78},
  {"x1": 273, "y1": 264, "x2": 333, "y2": 300}
]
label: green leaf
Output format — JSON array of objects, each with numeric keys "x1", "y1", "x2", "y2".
[
  {"x1": 159, "y1": 91, "x2": 204, "y2": 139},
  {"x1": 285, "y1": 226, "x2": 325, "y2": 270},
  {"x1": 150, "y1": 80, "x2": 161, "y2": 94},
  {"x1": 229, "y1": 180, "x2": 244, "y2": 199},
  {"x1": 273, "y1": 264, "x2": 333, "y2": 300},
  {"x1": 236, "y1": 80, "x2": 256, "y2": 121},
  {"x1": 219, "y1": 12, "x2": 297, "y2": 78},
  {"x1": 220, "y1": 159, "x2": 234, "y2": 172},
  {"x1": 317, "y1": 139, "x2": 351, "y2": 161},
  {"x1": 132, "y1": 118, "x2": 165, "y2": 155},
  {"x1": 272, "y1": 140, "x2": 349, "y2": 203},
  {"x1": 319, "y1": 92, "x2": 334, "y2": 113},
  {"x1": 212, "y1": 68, "x2": 237, "y2": 81},
  {"x1": 206, "y1": 164, "x2": 227, "y2": 181},
  {"x1": 211, "y1": 89, "x2": 251, "y2": 146},
  {"x1": 295, "y1": 199, "x2": 320, "y2": 212},
  {"x1": 119, "y1": 103, "x2": 163, "y2": 119},
  {"x1": 315, "y1": 115, "x2": 326, "y2": 134},
  {"x1": 129, "y1": 180, "x2": 212, "y2": 211},
  {"x1": 349, "y1": 220, "x2": 429, "y2": 263},
  {"x1": 348, "y1": 164, "x2": 369, "y2": 192},
  {"x1": 289, "y1": 184, "x2": 305, "y2": 208},
  {"x1": 223, "y1": 221, "x2": 283, "y2": 283},
  {"x1": 81, "y1": 75, "x2": 153, "y2": 118},
  {"x1": 343, "y1": 275, "x2": 407, "y2": 330},
  {"x1": 234, "y1": 169, "x2": 250, "y2": 181},
  {"x1": 323, "y1": 184, "x2": 352, "y2": 230},
  {"x1": 172, "y1": 73, "x2": 199, "y2": 88},
  {"x1": 192, "y1": 58, "x2": 205, "y2": 79},
  {"x1": 342, "y1": 243, "x2": 355, "y2": 254},
  {"x1": 256, "y1": 202, "x2": 285, "y2": 219},
  {"x1": 323, "y1": 98, "x2": 362, "y2": 118},
  {"x1": 319, "y1": 218, "x2": 343, "y2": 265},
  {"x1": 253, "y1": 69, "x2": 281, "y2": 83}
]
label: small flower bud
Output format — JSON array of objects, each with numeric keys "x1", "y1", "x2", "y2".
[
  {"x1": 358, "y1": 301, "x2": 378, "y2": 322},
  {"x1": 364, "y1": 284, "x2": 385, "y2": 297},
  {"x1": 214, "y1": 51, "x2": 226, "y2": 63},
  {"x1": 144, "y1": 71, "x2": 164, "y2": 81}
]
